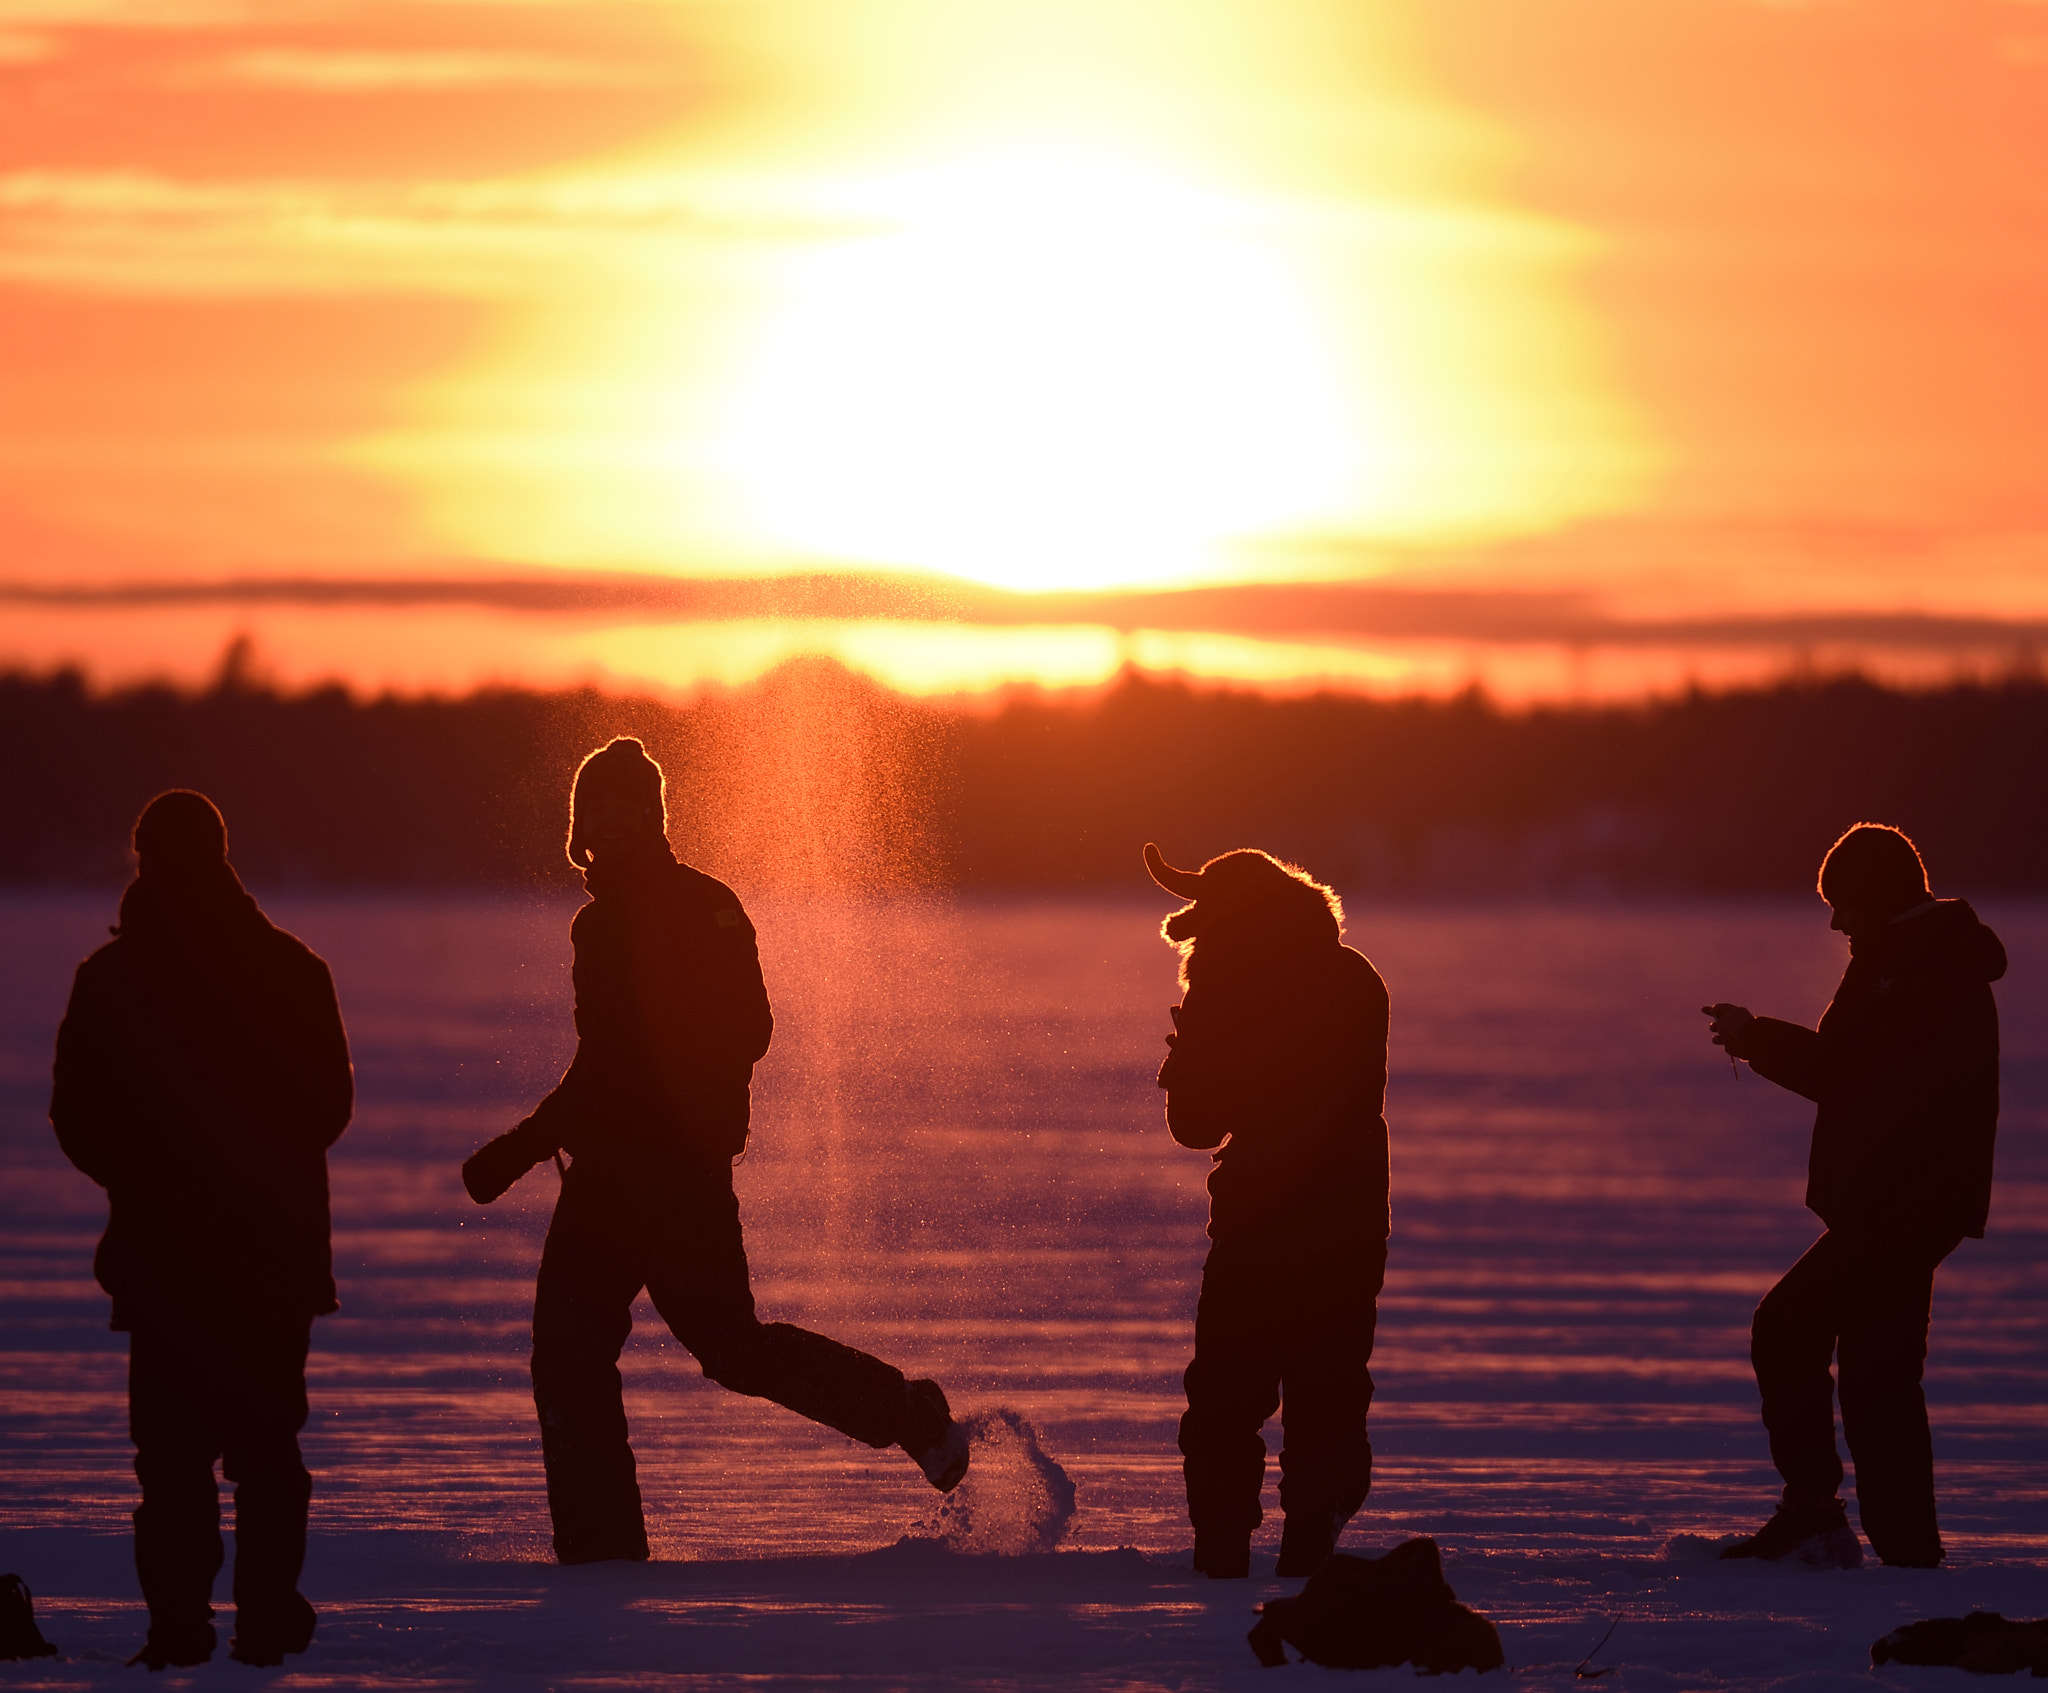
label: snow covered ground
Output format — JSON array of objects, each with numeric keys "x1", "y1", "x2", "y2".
[
  {"x1": 12, "y1": 1527, "x2": 2048, "y2": 1690},
  {"x1": 3, "y1": 892, "x2": 2045, "y2": 1689}
]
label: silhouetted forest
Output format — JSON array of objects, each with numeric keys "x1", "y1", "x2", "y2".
[{"x1": 3, "y1": 663, "x2": 2044, "y2": 895}]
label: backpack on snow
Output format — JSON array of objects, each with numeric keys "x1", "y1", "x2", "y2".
[
  {"x1": 0, "y1": 1573, "x2": 58, "y2": 1661},
  {"x1": 1247, "y1": 1535, "x2": 1503, "y2": 1673},
  {"x1": 1873, "y1": 1612, "x2": 2048, "y2": 1676}
]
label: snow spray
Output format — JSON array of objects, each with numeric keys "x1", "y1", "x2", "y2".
[
  {"x1": 915, "y1": 1409, "x2": 1077, "y2": 1555},
  {"x1": 670, "y1": 660, "x2": 951, "y2": 1271}
]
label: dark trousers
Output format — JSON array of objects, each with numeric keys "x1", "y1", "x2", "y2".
[
  {"x1": 128, "y1": 1314, "x2": 315, "y2": 1651},
  {"x1": 1752, "y1": 1229, "x2": 1959, "y2": 1564},
  {"x1": 531, "y1": 1160, "x2": 914, "y2": 1563},
  {"x1": 1179, "y1": 1231, "x2": 1386, "y2": 1542}
]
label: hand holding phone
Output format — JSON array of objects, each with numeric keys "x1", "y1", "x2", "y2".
[{"x1": 1701, "y1": 1002, "x2": 1755, "y2": 1050}]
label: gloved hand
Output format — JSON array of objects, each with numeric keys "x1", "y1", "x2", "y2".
[{"x1": 462, "y1": 1121, "x2": 553, "y2": 1205}]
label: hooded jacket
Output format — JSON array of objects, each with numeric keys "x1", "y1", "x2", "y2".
[
  {"x1": 1157, "y1": 941, "x2": 1390, "y2": 1240},
  {"x1": 521, "y1": 853, "x2": 773, "y2": 1171},
  {"x1": 49, "y1": 869, "x2": 353, "y2": 1329},
  {"x1": 1735, "y1": 898, "x2": 2005, "y2": 1242}
]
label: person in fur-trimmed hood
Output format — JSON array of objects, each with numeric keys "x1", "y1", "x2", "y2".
[
  {"x1": 1705, "y1": 822, "x2": 2006, "y2": 1570},
  {"x1": 1145, "y1": 842, "x2": 1390, "y2": 1581},
  {"x1": 50, "y1": 790, "x2": 353, "y2": 1672},
  {"x1": 460, "y1": 739, "x2": 968, "y2": 1565}
]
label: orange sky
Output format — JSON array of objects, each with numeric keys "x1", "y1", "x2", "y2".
[{"x1": 2, "y1": 0, "x2": 2045, "y2": 701}]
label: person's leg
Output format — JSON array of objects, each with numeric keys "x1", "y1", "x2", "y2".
[
  {"x1": 218, "y1": 1314, "x2": 315, "y2": 1661},
  {"x1": 1275, "y1": 1238, "x2": 1386, "y2": 1569},
  {"x1": 1178, "y1": 1238, "x2": 1283, "y2": 1576},
  {"x1": 128, "y1": 1320, "x2": 224, "y2": 1664},
  {"x1": 531, "y1": 1166, "x2": 652, "y2": 1563},
  {"x1": 1838, "y1": 1236, "x2": 1953, "y2": 1567},
  {"x1": 1752, "y1": 1233, "x2": 1850, "y2": 1504},
  {"x1": 644, "y1": 1180, "x2": 913, "y2": 1450}
]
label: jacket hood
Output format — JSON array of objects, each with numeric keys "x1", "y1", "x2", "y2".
[
  {"x1": 1874, "y1": 897, "x2": 2007, "y2": 984},
  {"x1": 116, "y1": 860, "x2": 269, "y2": 943}
]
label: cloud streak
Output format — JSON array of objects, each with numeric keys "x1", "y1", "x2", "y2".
[{"x1": 5, "y1": 569, "x2": 2042, "y2": 655}]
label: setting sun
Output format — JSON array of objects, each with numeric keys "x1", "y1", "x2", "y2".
[{"x1": 723, "y1": 153, "x2": 1355, "y2": 590}]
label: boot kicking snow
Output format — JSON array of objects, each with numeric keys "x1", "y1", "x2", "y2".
[
  {"x1": 1719, "y1": 1494, "x2": 1863, "y2": 1568},
  {"x1": 902, "y1": 1379, "x2": 970, "y2": 1493}
]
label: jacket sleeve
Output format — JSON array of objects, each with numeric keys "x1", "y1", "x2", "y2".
[
  {"x1": 1735, "y1": 1016, "x2": 1829, "y2": 1102},
  {"x1": 302, "y1": 957, "x2": 354, "y2": 1150},
  {"x1": 1157, "y1": 1000, "x2": 1238, "y2": 1150},
  {"x1": 521, "y1": 1053, "x2": 597, "y2": 1150},
  {"x1": 49, "y1": 957, "x2": 123, "y2": 1188},
  {"x1": 702, "y1": 893, "x2": 773, "y2": 1069},
  {"x1": 1742, "y1": 968, "x2": 1970, "y2": 1110}
]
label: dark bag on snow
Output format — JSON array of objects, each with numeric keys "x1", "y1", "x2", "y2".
[
  {"x1": 1248, "y1": 1535, "x2": 1503, "y2": 1673},
  {"x1": 1873, "y1": 1612, "x2": 2048, "y2": 1676},
  {"x1": 0, "y1": 1573, "x2": 58, "y2": 1661}
]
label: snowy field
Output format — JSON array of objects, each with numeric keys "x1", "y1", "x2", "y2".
[{"x1": 2, "y1": 891, "x2": 2045, "y2": 1690}]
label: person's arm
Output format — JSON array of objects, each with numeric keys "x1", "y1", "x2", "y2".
[
  {"x1": 462, "y1": 911, "x2": 594, "y2": 1204},
  {"x1": 699, "y1": 891, "x2": 773, "y2": 1068},
  {"x1": 49, "y1": 958, "x2": 123, "y2": 1188},
  {"x1": 1732, "y1": 1016, "x2": 1830, "y2": 1101},
  {"x1": 1706, "y1": 1000, "x2": 1830, "y2": 1101},
  {"x1": 301, "y1": 955, "x2": 354, "y2": 1150},
  {"x1": 1158, "y1": 1001, "x2": 1235, "y2": 1150}
]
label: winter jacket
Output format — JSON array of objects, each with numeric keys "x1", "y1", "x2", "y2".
[
  {"x1": 1734, "y1": 898, "x2": 2004, "y2": 1243},
  {"x1": 520, "y1": 853, "x2": 773, "y2": 1172},
  {"x1": 1157, "y1": 942, "x2": 1390, "y2": 1240},
  {"x1": 49, "y1": 870, "x2": 353, "y2": 1329}
]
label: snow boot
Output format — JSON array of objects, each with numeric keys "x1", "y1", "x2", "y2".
[
  {"x1": 1276, "y1": 1506, "x2": 1351, "y2": 1577},
  {"x1": 1193, "y1": 1530, "x2": 1252, "y2": 1579},
  {"x1": 229, "y1": 1591, "x2": 316, "y2": 1667},
  {"x1": 1719, "y1": 1494, "x2": 1863, "y2": 1568},
  {"x1": 0, "y1": 1573, "x2": 58, "y2": 1661},
  {"x1": 902, "y1": 1379, "x2": 970, "y2": 1493},
  {"x1": 126, "y1": 1622, "x2": 215, "y2": 1671}
]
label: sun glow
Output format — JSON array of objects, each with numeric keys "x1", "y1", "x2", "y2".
[
  {"x1": 361, "y1": 0, "x2": 1658, "y2": 596},
  {"x1": 723, "y1": 154, "x2": 1355, "y2": 590}
]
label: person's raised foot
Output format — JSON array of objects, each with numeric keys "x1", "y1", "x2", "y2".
[
  {"x1": 901, "y1": 1379, "x2": 970, "y2": 1493},
  {"x1": 1275, "y1": 1506, "x2": 1351, "y2": 1577},
  {"x1": 1192, "y1": 1530, "x2": 1251, "y2": 1579},
  {"x1": 1719, "y1": 1495, "x2": 1863, "y2": 1568},
  {"x1": 126, "y1": 1623, "x2": 215, "y2": 1670}
]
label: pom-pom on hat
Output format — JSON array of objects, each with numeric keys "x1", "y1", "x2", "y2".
[
  {"x1": 567, "y1": 737, "x2": 667, "y2": 867},
  {"x1": 133, "y1": 790, "x2": 228, "y2": 872}
]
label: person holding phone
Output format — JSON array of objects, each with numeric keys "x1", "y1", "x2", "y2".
[{"x1": 1704, "y1": 823, "x2": 2004, "y2": 1569}]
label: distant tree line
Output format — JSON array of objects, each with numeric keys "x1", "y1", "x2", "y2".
[{"x1": 3, "y1": 662, "x2": 2043, "y2": 895}]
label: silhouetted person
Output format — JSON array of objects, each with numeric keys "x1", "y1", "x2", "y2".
[
  {"x1": 1705, "y1": 823, "x2": 2004, "y2": 1569},
  {"x1": 460, "y1": 738, "x2": 968, "y2": 1562},
  {"x1": 1145, "y1": 844, "x2": 1391, "y2": 1580},
  {"x1": 49, "y1": 791, "x2": 352, "y2": 1669}
]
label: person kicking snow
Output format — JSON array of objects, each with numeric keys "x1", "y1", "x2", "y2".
[
  {"x1": 462, "y1": 738, "x2": 968, "y2": 1562},
  {"x1": 1705, "y1": 823, "x2": 2005, "y2": 1569}
]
